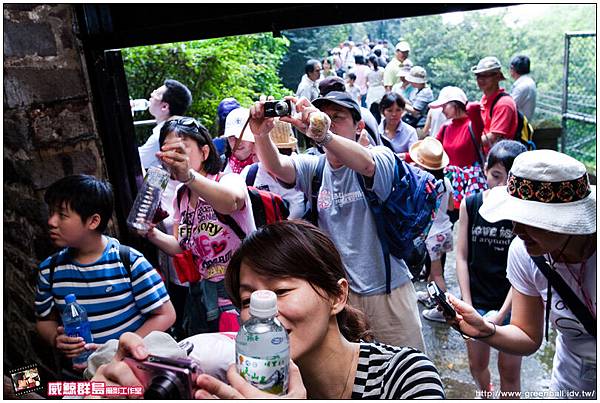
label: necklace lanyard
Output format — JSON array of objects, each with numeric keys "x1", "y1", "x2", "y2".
[{"x1": 181, "y1": 187, "x2": 201, "y2": 248}]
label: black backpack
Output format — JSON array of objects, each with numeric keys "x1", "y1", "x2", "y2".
[{"x1": 490, "y1": 92, "x2": 535, "y2": 150}]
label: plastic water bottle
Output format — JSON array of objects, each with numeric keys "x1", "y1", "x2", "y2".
[
  {"x1": 61, "y1": 294, "x2": 94, "y2": 365},
  {"x1": 236, "y1": 290, "x2": 289, "y2": 395},
  {"x1": 126, "y1": 166, "x2": 170, "y2": 231},
  {"x1": 130, "y1": 98, "x2": 150, "y2": 112}
]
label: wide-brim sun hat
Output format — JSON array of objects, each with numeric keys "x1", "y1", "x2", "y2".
[
  {"x1": 471, "y1": 56, "x2": 506, "y2": 80},
  {"x1": 405, "y1": 66, "x2": 428, "y2": 84},
  {"x1": 224, "y1": 107, "x2": 255, "y2": 142},
  {"x1": 479, "y1": 150, "x2": 596, "y2": 235},
  {"x1": 409, "y1": 137, "x2": 449, "y2": 171},
  {"x1": 430, "y1": 86, "x2": 468, "y2": 108}
]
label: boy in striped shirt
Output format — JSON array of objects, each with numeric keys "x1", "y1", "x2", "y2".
[{"x1": 35, "y1": 175, "x2": 175, "y2": 370}]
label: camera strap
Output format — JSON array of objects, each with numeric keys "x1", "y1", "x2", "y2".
[{"x1": 232, "y1": 114, "x2": 251, "y2": 155}]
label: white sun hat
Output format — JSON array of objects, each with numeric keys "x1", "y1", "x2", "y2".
[
  {"x1": 405, "y1": 66, "x2": 428, "y2": 84},
  {"x1": 479, "y1": 150, "x2": 596, "y2": 235},
  {"x1": 224, "y1": 107, "x2": 255, "y2": 143},
  {"x1": 429, "y1": 86, "x2": 468, "y2": 108}
]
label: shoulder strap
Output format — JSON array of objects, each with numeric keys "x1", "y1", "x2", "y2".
[
  {"x1": 308, "y1": 155, "x2": 327, "y2": 226},
  {"x1": 439, "y1": 123, "x2": 449, "y2": 143},
  {"x1": 531, "y1": 255, "x2": 596, "y2": 339},
  {"x1": 356, "y1": 159, "x2": 397, "y2": 294},
  {"x1": 47, "y1": 252, "x2": 61, "y2": 292},
  {"x1": 216, "y1": 212, "x2": 246, "y2": 241},
  {"x1": 467, "y1": 122, "x2": 485, "y2": 165},
  {"x1": 489, "y1": 92, "x2": 510, "y2": 118},
  {"x1": 118, "y1": 245, "x2": 132, "y2": 276},
  {"x1": 245, "y1": 163, "x2": 259, "y2": 187}
]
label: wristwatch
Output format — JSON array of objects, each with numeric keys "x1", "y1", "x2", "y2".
[{"x1": 315, "y1": 131, "x2": 334, "y2": 148}]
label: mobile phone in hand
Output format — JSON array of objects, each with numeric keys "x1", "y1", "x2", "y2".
[{"x1": 426, "y1": 281, "x2": 456, "y2": 318}]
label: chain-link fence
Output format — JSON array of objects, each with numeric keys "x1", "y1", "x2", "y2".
[{"x1": 562, "y1": 32, "x2": 596, "y2": 173}]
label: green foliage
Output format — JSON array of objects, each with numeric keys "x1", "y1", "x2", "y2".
[
  {"x1": 123, "y1": 33, "x2": 291, "y2": 142},
  {"x1": 279, "y1": 25, "x2": 349, "y2": 90}
]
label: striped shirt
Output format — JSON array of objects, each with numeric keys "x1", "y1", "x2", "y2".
[
  {"x1": 34, "y1": 236, "x2": 170, "y2": 344},
  {"x1": 352, "y1": 342, "x2": 445, "y2": 399}
]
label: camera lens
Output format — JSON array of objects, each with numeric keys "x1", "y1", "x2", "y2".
[
  {"x1": 274, "y1": 101, "x2": 289, "y2": 116},
  {"x1": 144, "y1": 374, "x2": 183, "y2": 399}
]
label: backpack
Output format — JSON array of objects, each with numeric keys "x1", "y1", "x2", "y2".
[
  {"x1": 490, "y1": 92, "x2": 535, "y2": 150},
  {"x1": 177, "y1": 176, "x2": 289, "y2": 241},
  {"x1": 305, "y1": 154, "x2": 440, "y2": 293},
  {"x1": 47, "y1": 244, "x2": 132, "y2": 291}
]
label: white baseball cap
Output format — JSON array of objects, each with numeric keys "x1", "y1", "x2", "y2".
[
  {"x1": 395, "y1": 41, "x2": 410, "y2": 52},
  {"x1": 429, "y1": 86, "x2": 468, "y2": 108},
  {"x1": 224, "y1": 107, "x2": 255, "y2": 142}
]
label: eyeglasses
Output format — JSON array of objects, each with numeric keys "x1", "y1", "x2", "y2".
[{"x1": 476, "y1": 72, "x2": 498, "y2": 79}]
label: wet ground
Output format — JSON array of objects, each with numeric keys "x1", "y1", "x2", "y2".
[{"x1": 415, "y1": 228, "x2": 555, "y2": 399}]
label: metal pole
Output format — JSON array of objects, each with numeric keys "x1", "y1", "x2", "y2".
[{"x1": 560, "y1": 34, "x2": 570, "y2": 153}]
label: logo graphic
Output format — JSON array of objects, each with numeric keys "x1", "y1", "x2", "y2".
[{"x1": 9, "y1": 363, "x2": 43, "y2": 397}]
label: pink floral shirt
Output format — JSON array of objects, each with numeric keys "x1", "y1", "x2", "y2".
[{"x1": 173, "y1": 173, "x2": 255, "y2": 282}]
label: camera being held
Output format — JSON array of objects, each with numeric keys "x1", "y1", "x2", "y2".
[
  {"x1": 264, "y1": 100, "x2": 294, "y2": 117},
  {"x1": 124, "y1": 355, "x2": 202, "y2": 399}
]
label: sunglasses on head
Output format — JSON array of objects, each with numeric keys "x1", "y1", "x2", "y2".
[{"x1": 174, "y1": 117, "x2": 201, "y2": 130}]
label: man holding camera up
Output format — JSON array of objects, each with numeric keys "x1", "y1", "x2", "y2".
[{"x1": 248, "y1": 92, "x2": 425, "y2": 351}]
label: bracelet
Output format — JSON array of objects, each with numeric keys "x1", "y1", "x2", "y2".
[
  {"x1": 182, "y1": 169, "x2": 196, "y2": 185},
  {"x1": 315, "y1": 131, "x2": 334, "y2": 148}
]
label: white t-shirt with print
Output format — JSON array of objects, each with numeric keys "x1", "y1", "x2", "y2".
[
  {"x1": 428, "y1": 177, "x2": 453, "y2": 237},
  {"x1": 507, "y1": 237, "x2": 596, "y2": 394}
]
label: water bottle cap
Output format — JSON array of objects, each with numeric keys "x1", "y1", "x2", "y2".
[
  {"x1": 249, "y1": 290, "x2": 278, "y2": 318},
  {"x1": 65, "y1": 294, "x2": 76, "y2": 304}
]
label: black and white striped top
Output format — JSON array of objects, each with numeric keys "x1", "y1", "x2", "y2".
[{"x1": 351, "y1": 342, "x2": 445, "y2": 399}]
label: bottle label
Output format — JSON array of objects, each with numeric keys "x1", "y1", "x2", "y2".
[
  {"x1": 237, "y1": 353, "x2": 289, "y2": 395},
  {"x1": 146, "y1": 167, "x2": 169, "y2": 189},
  {"x1": 64, "y1": 321, "x2": 93, "y2": 343}
]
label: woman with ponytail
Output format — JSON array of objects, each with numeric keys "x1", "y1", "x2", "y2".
[
  {"x1": 208, "y1": 220, "x2": 444, "y2": 399},
  {"x1": 94, "y1": 221, "x2": 444, "y2": 399}
]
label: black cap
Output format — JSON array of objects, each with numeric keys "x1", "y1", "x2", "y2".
[{"x1": 312, "y1": 91, "x2": 362, "y2": 122}]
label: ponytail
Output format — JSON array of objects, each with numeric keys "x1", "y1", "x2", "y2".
[{"x1": 337, "y1": 304, "x2": 374, "y2": 342}]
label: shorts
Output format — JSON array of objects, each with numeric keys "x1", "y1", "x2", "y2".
[
  {"x1": 475, "y1": 308, "x2": 511, "y2": 326},
  {"x1": 425, "y1": 229, "x2": 454, "y2": 261}
]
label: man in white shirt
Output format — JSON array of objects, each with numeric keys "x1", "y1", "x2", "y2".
[
  {"x1": 136, "y1": 79, "x2": 192, "y2": 339},
  {"x1": 138, "y1": 79, "x2": 192, "y2": 169},
  {"x1": 509, "y1": 55, "x2": 537, "y2": 120},
  {"x1": 295, "y1": 59, "x2": 322, "y2": 102},
  {"x1": 383, "y1": 41, "x2": 411, "y2": 92}
]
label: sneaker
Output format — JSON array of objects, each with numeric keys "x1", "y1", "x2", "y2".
[
  {"x1": 422, "y1": 308, "x2": 447, "y2": 323},
  {"x1": 416, "y1": 291, "x2": 435, "y2": 308},
  {"x1": 416, "y1": 290, "x2": 430, "y2": 302}
]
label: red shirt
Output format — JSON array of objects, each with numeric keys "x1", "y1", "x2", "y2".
[
  {"x1": 480, "y1": 89, "x2": 518, "y2": 139},
  {"x1": 436, "y1": 116, "x2": 480, "y2": 167}
]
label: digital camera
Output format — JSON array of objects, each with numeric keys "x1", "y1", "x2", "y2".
[
  {"x1": 264, "y1": 100, "x2": 293, "y2": 117},
  {"x1": 426, "y1": 281, "x2": 456, "y2": 318},
  {"x1": 124, "y1": 355, "x2": 202, "y2": 399}
]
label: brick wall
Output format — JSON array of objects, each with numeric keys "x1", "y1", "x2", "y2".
[{"x1": 3, "y1": 4, "x2": 107, "y2": 380}]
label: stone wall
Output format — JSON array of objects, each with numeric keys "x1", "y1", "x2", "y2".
[{"x1": 3, "y1": 4, "x2": 107, "y2": 380}]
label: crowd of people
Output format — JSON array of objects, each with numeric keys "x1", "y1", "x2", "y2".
[{"x1": 32, "y1": 36, "x2": 595, "y2": 400}]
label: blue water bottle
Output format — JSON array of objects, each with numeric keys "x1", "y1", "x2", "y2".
[{"x1": 62, "y1": 294, "x2": 94, "y2": 365}]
